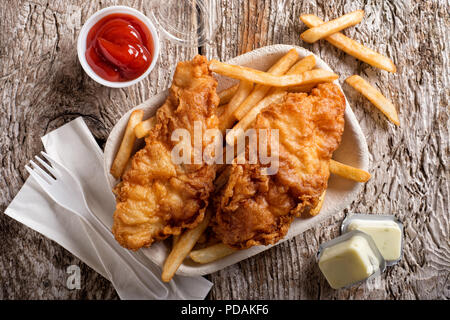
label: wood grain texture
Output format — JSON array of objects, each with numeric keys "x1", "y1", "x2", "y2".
[
  {"x1": 0, "y1": 0, "x2": 198, "y2": 299},
  {"x1": 0, "y1": 0, "x2": 448, "y2": 299}
]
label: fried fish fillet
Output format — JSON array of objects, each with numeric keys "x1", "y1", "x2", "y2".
[
  {"x1": 213, "y1": 83, "x2": 345, "y2": 249},
  {"x1": 112, "y1": 55, "x2": 219, "y2": 250}
]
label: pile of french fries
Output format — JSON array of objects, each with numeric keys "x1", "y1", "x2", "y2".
[{"x1": 110, "y1": 9, "x2": 399, "y2": 282}]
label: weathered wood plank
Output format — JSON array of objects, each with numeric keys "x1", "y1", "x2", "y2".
[
  {"x1": 0, "y1": 0, "x2": 198, "y2": 299},
  {"x1": 202, "y1": 0, "x2": 449, "y2": 299}
]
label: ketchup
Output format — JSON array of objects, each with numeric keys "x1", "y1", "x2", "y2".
[{"x1": 86, "y1": 13, "x2": 153, "y2": 82}]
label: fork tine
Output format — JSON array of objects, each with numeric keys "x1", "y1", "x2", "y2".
[
  {"x1": 35, "y1": 155, "x2": 59, "y2": 178},
  {"x1": 29, "y1": 160, "x2": 55, "y2": 183},
  {"x1": 25, "y1": 165, "x2": 50, "y2": 187},
  {"x1": 41, "y1": 152, "x2": 67, "y2": 173}
]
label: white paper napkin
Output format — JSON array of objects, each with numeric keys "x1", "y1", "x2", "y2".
[{"x1": 4, "y1": 117, "x2": 213, "y2": 300}]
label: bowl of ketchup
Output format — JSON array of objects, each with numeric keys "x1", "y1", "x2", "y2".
[{"x1": 77, "y1": 6, "x2": 159, "y2": 88}]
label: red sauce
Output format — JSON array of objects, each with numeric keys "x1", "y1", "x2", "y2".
[{"x1": 86, "y1": 13, "x2": 154, "y2": 82}]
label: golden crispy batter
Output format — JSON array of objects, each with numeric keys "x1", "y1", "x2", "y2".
[
  {"x1": 112, "y1": 55, "x2": 219, "y2": 250},
  {"x1": 213, "y1": 83, "x2": 345, "y2": 249}
]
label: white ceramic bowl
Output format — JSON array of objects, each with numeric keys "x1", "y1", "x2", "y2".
[
  {"x1": 77, "y1": 6, "x2": 160, "y2": 88},
  {"x1": 103, "y1": 44, "x2": 369, "y2": 276}
]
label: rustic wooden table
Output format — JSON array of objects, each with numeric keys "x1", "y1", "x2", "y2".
[{"x1": 0, "y1": 0, "x2": 448, "y2": 300}]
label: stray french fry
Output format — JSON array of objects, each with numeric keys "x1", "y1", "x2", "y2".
[
  {"x1": 161, "y1": 211, "x2": 212, "y2": 282},
  {"x1": 300, "y1": 14, "x2": 396, "y2": 73},
  {"x1": 301, "y1": 10, "x2": 364, "y2": 43},
  {"x1": 232, "y1": 49, "x2": 299, "y2": 120},
  {"x1": 309, "y1": 190, "x2": 326, "y2": 216},
  {"x1": 190, "y1": 243, "x2": 238, "y2": 264},
  {"x1": 218, "y1": 84, "x2": 239, "y2": 105},
  {"x1": 210, "y1": 60, "x2": 338, "y2": 87},
  {"x1": 329, "y1": 159, "x2": 371, "y2": 182},
  {"x1": 345, "y1": 75, "x2": 400, "y2": 125},
  {"x1": 134, "y1": 116, "x2": 156, "y2": 138},
  {"x1": 110, "y1": 110, "x2": 144, "y2": 179},
  {"x1": 234, "y1": 54, "x2": 315, "y2": 120},
  {"x1": 219, "y1": 80, "x2": 253, "y2": 133}
]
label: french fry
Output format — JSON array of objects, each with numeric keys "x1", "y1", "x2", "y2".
[
  {"x1": 300, "y1": 14, "x2": 396, "y2": 73},
  {"x1": 219, "y1": 80, "x2": 253, "y2": 133},
  {"x1": 218, "y1": 84, "x2": 239, "y2": 105},
  {"x1": 288, "y1": 83, "x2": 316, "y2": 93},
  {"x1": 234, "y1": 54, "x2": 315, "y2": 120},
  {"x1": 172, "y1": 234, "x2": 180, "y2": 248},
  {"x1": 226, "y1": 56, "x2": 317, "y2": 145},
  {"x1": 210, "y1": 60, "x2": 338, "y2": 87},
  {"x1": 134, "y1": 116, "x2": 156, "y2": 138},
  {"x1": 218, "y1": 50, "x2": 299, "y2": 130},
  {"x1": 196, "y1": 232, "x2": 208, "y2": 245},
  {"x1": 266, "y1": 55, "x2": 317, "y2": 96},
  {"x1": 345, "y1": 75, "x2": 399, "y2": 125},
  {"x1": 264, "y1": 48, "x2": 299, "y2": 74},
  {"x1": 232, "y1": 49, "x2": 299, "y2": 120},
  {"x1": 283, "y1": 55, "x2": 316, "y2": 77},
  {"x1": 309, "y1": 190, "x2": 326, "y2": 216},
  {"x1": 190, "y1": 243, "x2": 238, "y2": 264},
  {"x1": 219, "y1": 158, "x2": 370, "y2": 184},
  {"x1": 161, "y1": 210, "x2": 212, "y2": 282},
  {"x1": 214, "y1": 166, "x2": 232, "y2": 190},
  {"x1": 110, "y1": 110, "x2": 144, "y2": 179},
  {"x1": 226, "y1": 91, "x2": 286, "y2": 146},
  {"x1": 329, "y1": 159, "x2": 371, "y2": 182},
  {"x1": 217, "y1": 104, "x2": 226, "y2": 118},
  {"x1": 301, "y1": 10, "x2": 364, "y2": 43}
]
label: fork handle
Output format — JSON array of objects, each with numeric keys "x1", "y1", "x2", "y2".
[{"x1": 74, "y1": 204, "x2": 169, "y2": 298}]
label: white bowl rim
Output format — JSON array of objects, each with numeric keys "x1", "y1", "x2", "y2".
[{"x1": 77, "y1": 5, "x2": 160, "y2": 88}]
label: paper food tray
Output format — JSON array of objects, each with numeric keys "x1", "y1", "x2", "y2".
[{"x1": 103, "y1": 44, "x2": 369, "y2": 276}]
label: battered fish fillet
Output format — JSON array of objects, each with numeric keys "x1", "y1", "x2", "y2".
[
  {"x1": 213, "y1": 83, "x2": 345, "y2": 249},
  {"x1": 112, "y1": 55, "x2": 219, "y2": 250}
]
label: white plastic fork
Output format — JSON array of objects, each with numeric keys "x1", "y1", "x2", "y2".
[{"x1": 25, "y1": 151, "x2": 169, "y2": 299}]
